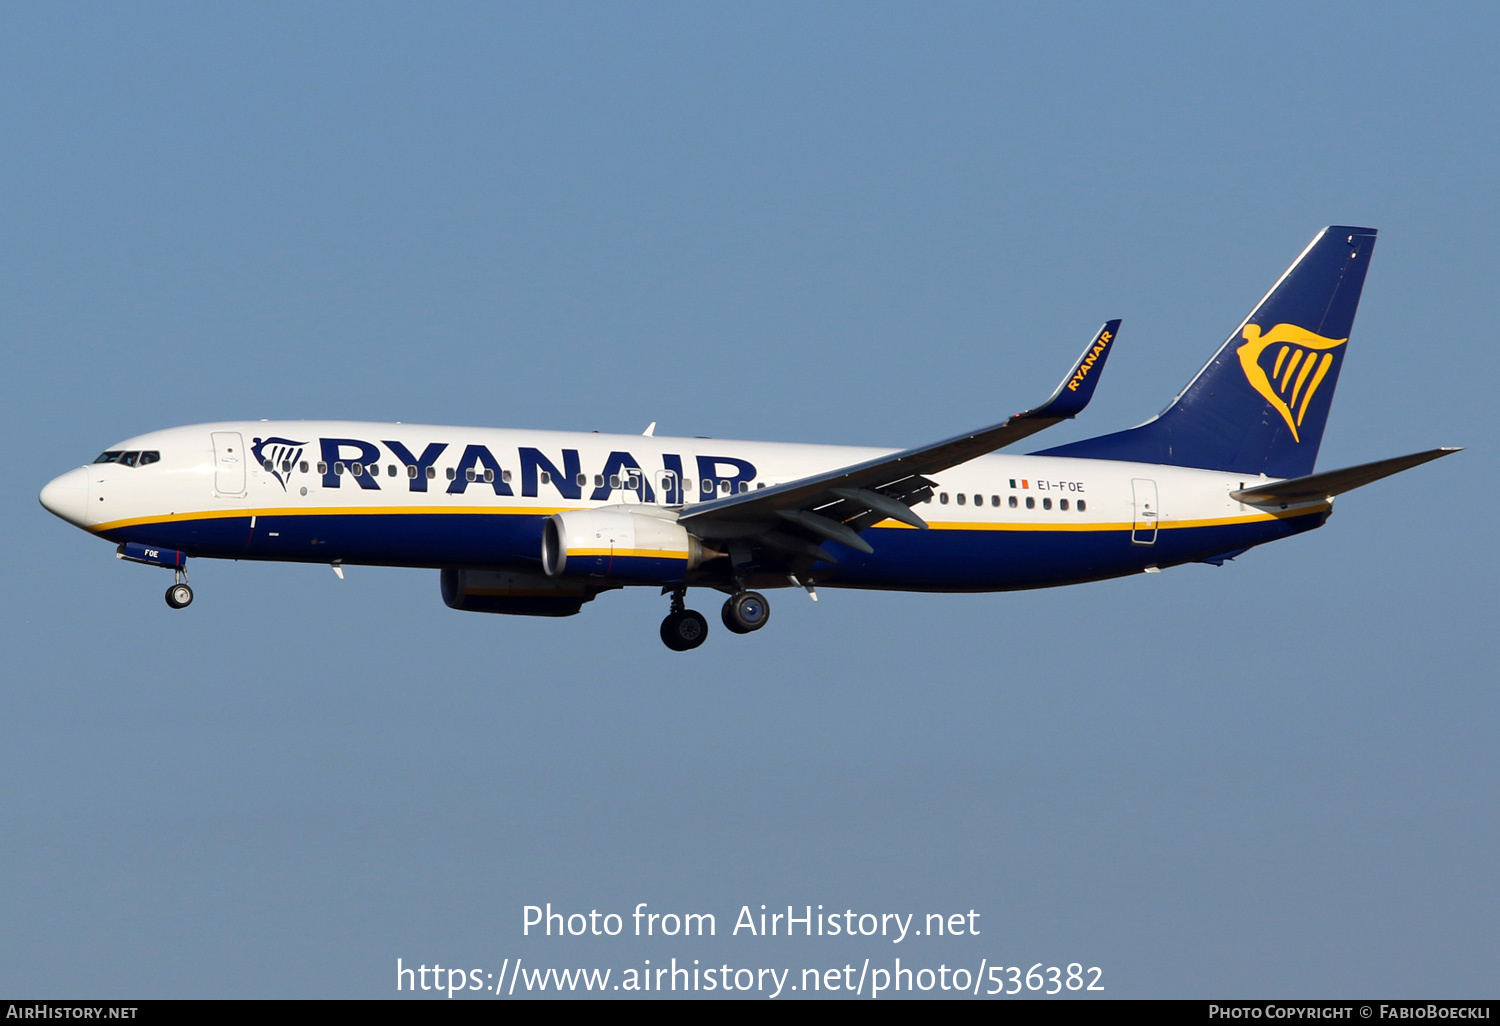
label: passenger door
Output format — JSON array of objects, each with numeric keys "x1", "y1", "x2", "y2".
[{"x1": 212, "y1": 431, "x2": 246, "y2": 496}]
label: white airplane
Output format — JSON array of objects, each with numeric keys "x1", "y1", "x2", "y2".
[{"x1": 40, "y1": 226, "x2": 1457, "y2": 650}]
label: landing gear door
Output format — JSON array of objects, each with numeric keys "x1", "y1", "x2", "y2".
[
  {"x1": 1131, "y1": 478, "x2": 1158, "y2": 545},
  {"x1": 212, "y1": 431, "x2": 246, "y2": 496}
]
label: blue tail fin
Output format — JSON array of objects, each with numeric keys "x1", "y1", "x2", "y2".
[{"x1": 1035, "y1": 226, "x2": 1377, "y2": 478}]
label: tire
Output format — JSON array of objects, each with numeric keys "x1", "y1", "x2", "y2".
[
  {"x1": 723, "y1": 591, "x2": 770, "y2": 633},
  {"x1": 660, "y1": 609, "x2": 709, "y2": 651},
  {"x1": 722, "y1": 598, "x2": 752, "y2": 634},
  {"x1": 165, "y1": 583, "x2": 194, "y2": 609}
]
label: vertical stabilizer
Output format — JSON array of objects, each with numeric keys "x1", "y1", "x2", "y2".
[{"x1": 1036, "y1": 226, "x2": 1377, "y2": 478}]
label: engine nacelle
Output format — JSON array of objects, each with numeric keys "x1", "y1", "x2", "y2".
[
  {"x1": 440, "y1": 568, "x2": 599, "y2": 617},
  {"x1": 542, "y1": 509, "x2": 705, "y2": 584}
]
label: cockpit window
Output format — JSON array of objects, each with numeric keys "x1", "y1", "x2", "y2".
[{"x1": 93, "y1": 450, "x2": 160, "y2": 466}]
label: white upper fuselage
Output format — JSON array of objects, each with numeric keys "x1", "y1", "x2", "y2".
[{"x1": 41, "y1": 419, "x2": 1319, "y2": 588}]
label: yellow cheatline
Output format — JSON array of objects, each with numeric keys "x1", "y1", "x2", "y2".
[
  {"x1": 91, "y1": 503, "x2": 1327, "y2": 539},
  {"x1": 890, "y1": 505, "x2": 1328, "y2": 532},
  {"x1": 89, "y1": 504, "x2": 583, "y2": 533},
  {"x1": 566, "y1": 548, "x2": 689, "y2": 560}
]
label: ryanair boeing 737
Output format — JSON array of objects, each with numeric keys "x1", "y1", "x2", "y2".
[{"x1": 39, "y1": 227, "x2": 1458, "y2": 650}]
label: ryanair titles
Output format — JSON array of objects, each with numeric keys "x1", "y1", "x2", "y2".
[
  {"x1": 1066, "y1": 329, "x2": 1113, "y2": 392},
  {"x1": 255, "y1": 434, "x2": 759, "y2": 504}
]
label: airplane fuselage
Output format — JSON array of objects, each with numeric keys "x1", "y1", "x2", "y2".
[{"x1": 44, "y1": 420, "x2": 1329, "y2": 593}]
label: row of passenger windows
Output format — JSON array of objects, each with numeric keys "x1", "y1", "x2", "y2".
[
  {"x1": 253, "y1": 458, "x2": 1080, "y2": 510},
  {"x1": 931, "y1": 491, "x2": 1086, "y2": 512},
  {"x1": 94, "y1": 450, "x2": 161, "y2": 467},
  {"x1": 263, "y1": 458, "x2": 755, "y2": 493}
]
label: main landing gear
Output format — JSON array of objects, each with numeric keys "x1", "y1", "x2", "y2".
[
  {"x1": 659, "y1": 587, "x2": 771, "y2": 650},
  {"x1": 721, "y1": 590, "x2": 770, "y2": 634},
  {"x1": 165, "y1": 569, "x2": 193, "y2": 609},
  {"x1": 660, "y1": 587, "x2": 708, "y2": 652}
]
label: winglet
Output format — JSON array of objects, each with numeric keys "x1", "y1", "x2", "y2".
[{"x1": 1024, "y1": 319, "x2": 1121, "y2": 420}]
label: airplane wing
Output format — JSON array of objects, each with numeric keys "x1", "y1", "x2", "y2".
[
  {"x1": 679, "y1": 321, "x2": 1122, "y2": 560},
  {"x1": 1229, "y1": 447, "x2": 1461, "y2": 505}
]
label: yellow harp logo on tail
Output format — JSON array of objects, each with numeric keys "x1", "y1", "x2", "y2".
[{"x1": 1236, "y1": 323, "x2": 1347, "y2": 442}]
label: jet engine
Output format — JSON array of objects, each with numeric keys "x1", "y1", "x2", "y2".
[{"x1": 542, "y1": 509, "x2": 707, "y2": 584}]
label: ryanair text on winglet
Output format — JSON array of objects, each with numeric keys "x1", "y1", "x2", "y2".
[{"x1": 1066, "y1": 330, "x2": 1113, "y2": 391}]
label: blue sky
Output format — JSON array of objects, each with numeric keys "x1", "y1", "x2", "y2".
[{"x1": 2, "y1": 3, "x2": 1495, "y2": 998}]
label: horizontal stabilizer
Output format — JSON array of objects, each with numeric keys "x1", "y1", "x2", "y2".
[{"x1": 1230, "y1": 447, "x2": 1461, "y2": 504}]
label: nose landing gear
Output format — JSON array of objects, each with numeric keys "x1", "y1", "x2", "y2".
[{"x1": 165, "y1": 569, "x2": 193, "y2": 609}]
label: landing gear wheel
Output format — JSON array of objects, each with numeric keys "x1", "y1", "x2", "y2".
[
  {"x1": 660, "y1": 609, "x2": 709, "y2": 651},
  {"x1": 165, "y1": 583, "x2": 194, "y2": 609},
  {"x1": 722, "y1": 591, "x2": 770, "y2": 634}
]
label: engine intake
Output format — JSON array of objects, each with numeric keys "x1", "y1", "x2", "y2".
[{"x1": 542, "y1": 509, "x2": 705, "y2": 584}]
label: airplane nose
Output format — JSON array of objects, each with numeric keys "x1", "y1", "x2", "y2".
[{"x1": 40, "y1": 467, "x2": 90, "y2": 527}]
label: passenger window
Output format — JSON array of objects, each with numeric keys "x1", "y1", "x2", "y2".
[
  {"x1": 281, "y1": 461, "x2": 291, "y2": 473},
  {"x1": 317, "y1": 462, "x2": 328, "y2": 475},
  {"x1": 576, "y1": 473, "x2": 587, "y2": 487},
  {"x1": 1008, "y1": 495, "x2": 1018, "y2": 508},
  {"x1": 387, "y1": 465, "x2": 396, "y2": 477},
  {"x1": 1043, "y1": 498, "x2": 1052, "y2": 510},
  {"x1": 483, "y1": 469, "x2": 495, "y2": 483},
  {"x1": 990, "y1": 495, "x2": 999, "y2": 507},
  {"x1": 407, "y1": 465, "x2": 417, "y2": 479},
  {"x1": 609, "y1": 475, "x2": 621, "y2": 488},
  {"x1": 1060, "y1": 498, "x2": 1069, "y2": 510},
  {"x1": 1077, "y1": 500, "x2": 1086, "y2": 512},
  {"x1": 334, "y1": 462, "x2": 345, "y2": 475},
  {"x1": 502, "y1": 470, "x2": 513, "y2": 483},
  {"x1": 595, "y1": 474, "x2": 604, "y2": 487},
  {"x1": 739, "y1": 482, "x2": 749, "y2": 493},
  {"x1": 540, "y1": 471, "x2": 552, "y2": 485},
  {"x1": 446, "y1": 467, "x2": 456, "y2": 480},
  {"x1": 465, "y1": 468, "x2": 476, "y2": 482},
  {"x1": 1025, "y1": 496, "x2": 1035, "y2": 509},
  {"x1": 956, "y1": 493, "x2": 966, "y2": 505},
  {"x1": 757, "y1": 482, "x2": 766, "y2": 489},
  {"x1": 940, "y1": 493, "x2": 949, "y2": 504},
  {"x1": 300, "y1": 461, "x2": 309, "y2": 473},
  {"x1": 720, "y1": 480, "x2": 731, "y2": 494},
  {"x1": 426, "y1": 466, "x2": 436, "y2": 479}
]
